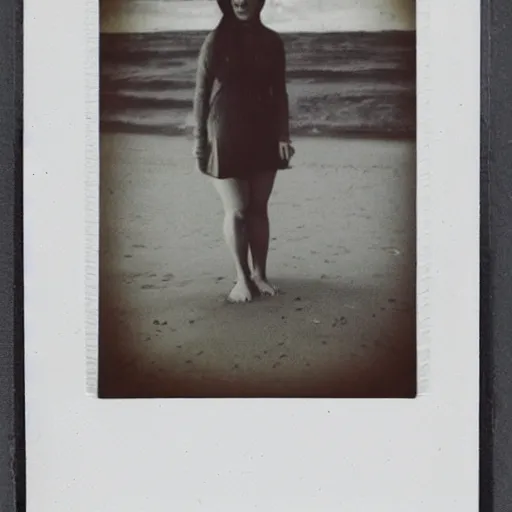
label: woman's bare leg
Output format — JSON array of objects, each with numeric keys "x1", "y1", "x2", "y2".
[
  {"x1": 212, "y1": 177, "x2": 253, "y2": 303},
  {"x1": 247, "y1": 171, "x2": 278, "y2": 296}
]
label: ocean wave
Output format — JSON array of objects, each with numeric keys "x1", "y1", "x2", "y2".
[
  {"x1": 100, "y1": 30, "x2": 415, "y2": 140},
  {"x1": 287, "y1": 68, "x2": 414, "y2": 82},
  {"x1": 102, "y1": 78, "x2": 197, "y2": 92},
  {"x1": 101, "y1": 94, "x2": 192, "y2": 111}
]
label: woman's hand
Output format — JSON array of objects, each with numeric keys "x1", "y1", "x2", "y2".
[{"x1": 279, "y1": 141, "x2": 295, "y2": 162}]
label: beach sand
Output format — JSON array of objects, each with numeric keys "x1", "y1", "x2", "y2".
[{"x1": 99, "y1": 134, "x2": 416, "y2": 398}]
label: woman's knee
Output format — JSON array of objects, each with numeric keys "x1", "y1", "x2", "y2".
[
  {"x1": 224, "y1": 206, "x2": 248, "y2": 224},
  {"x1": 247, "y1": 201, "x2": 268, "y2": 219}
]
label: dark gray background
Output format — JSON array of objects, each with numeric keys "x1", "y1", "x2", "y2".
[
  {"x1": 0, "y1": 0, "x2": 24, "y2": 509},
  {"x1": 480, "y1": 0, "x2": 510, "y2": 510}
]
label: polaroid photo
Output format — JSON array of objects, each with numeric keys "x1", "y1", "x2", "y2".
[
  {"x1": 96, "y1": 0, "x2": 417, "y2": 399},
  {"x1": 23, "y1": 0, "x2": 480, "y2": 509}
]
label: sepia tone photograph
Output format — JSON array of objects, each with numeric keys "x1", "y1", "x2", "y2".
[{"x1": 98, "y1": 0, "x2": 417, "y2": 398}]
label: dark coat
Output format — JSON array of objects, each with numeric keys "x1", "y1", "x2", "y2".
[{"x1": 193, "y1": 1, "x2": 290, "y2": 179}]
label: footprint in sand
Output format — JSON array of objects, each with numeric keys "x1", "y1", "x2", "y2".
[
  {"x1": 332, "y1": 316, "x2": 348, "y2": 327},
  {"x1": 382, "y1": 247, "x2": 401, "y2": 256},
  {"x1": 141, "y1": 284, "x2": 161, "y2": 290}
]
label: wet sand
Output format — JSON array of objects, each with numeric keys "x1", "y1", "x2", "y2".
[{"x1": 99, "y1": 134, "x2": 416, "y2": 398}]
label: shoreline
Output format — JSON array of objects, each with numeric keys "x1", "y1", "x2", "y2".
[{"x1": 100, "y1": 122, "x2": 416, "y2": 142}]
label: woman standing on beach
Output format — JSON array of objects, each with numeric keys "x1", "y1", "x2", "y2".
[{"x1": 193, "y1": 0, "x2": 294, "y2": 303}]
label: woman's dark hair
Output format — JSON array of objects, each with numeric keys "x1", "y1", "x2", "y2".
[
  {"x1": 215, "y1": 0, "x2": 266, "y2": 21},
  {"x1": 213, "y1": 0, "x2": 266, "y2": 74}
]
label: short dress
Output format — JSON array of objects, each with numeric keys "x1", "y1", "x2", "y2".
[{"x1": 193, "y1": 24, "x2": 290, "y2": 180}]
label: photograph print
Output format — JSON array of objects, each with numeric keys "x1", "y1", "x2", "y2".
[{"x1": 98, "y1": 0, "x2": 417, "y2": 398}]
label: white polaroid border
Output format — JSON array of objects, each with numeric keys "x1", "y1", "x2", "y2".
[{"x1": 24, "y1": 0, "x2": 480, "y2": 510}]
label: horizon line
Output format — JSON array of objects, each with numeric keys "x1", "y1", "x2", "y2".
[{"x1": 100, "y1": 28, "x2": 416, "y2": 36}]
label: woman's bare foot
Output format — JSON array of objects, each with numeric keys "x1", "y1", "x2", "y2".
[
  {"x1": 227, "y1": 279, "x2": 253, "y2": 303},
  {"x1": 251, "y1": 275, "x2": 279, "y2": 296}
]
